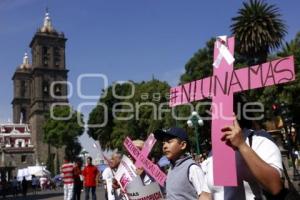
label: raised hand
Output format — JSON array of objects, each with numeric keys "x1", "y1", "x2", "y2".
[{"x1": 221, "y1": 115, "x2": 245, "y2": 150}]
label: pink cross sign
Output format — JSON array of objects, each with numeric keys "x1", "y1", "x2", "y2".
[
  {"x1": 135, "y1": 133, "x2": 157, "y2": 168},
  {"x1": 169, "y1": 36, "x2": 295, "y2": 186},
  {"x1": 124, "y1": 136, "x2": 167, "y2": 186}
]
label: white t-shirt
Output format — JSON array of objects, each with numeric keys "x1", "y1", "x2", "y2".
[
  {"x1": 189, "y1": 165, "x2": 206, "y2": 196},
  {"x1": 102, "y1": 167, "x2": 115, "y2": 200},
  {"x1": 202, "y1": 133, "x2": 282, "y2": 200},
  {"x1": 102, "y1": 167, "x2": 114, "y2": 180}
]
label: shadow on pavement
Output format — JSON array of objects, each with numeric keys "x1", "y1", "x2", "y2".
[{"x1": 4, "y1": 191, "x2": 63, "y2": 200}]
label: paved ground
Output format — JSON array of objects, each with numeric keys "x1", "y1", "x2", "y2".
[
  {"x1": 3, "y1": 186, "x2": 105, "y2": 200},
  {"x1": 2, "y1": 175, "x2": 300, "y2": 199}
]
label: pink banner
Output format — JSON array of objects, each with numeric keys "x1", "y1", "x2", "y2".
[
  {"x1": 135, "y1": 133, "x2": 157, "y2": 168},
  {"x1": 211, "y1": 36, "x2": 236, "y2": 186},
  {"x1": 124, "y1": 137, "x2": 167, "y2": 187},
  {"x1": 169, "y1": 56, "x2": 295, "y2": 107}
]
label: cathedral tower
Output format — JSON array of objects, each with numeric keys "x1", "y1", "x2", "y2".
[
  {"x1": 12, "y1": 53, "x2": 32, "y2": 124},
  {"x1": 12, "y1": 11, "x2": 69, "y2": 164}
]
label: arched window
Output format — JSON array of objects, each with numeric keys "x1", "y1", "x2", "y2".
[
  {"x1": 42, "y1": 47, "x2": 49, "y2": 67},
  {"x1": 54, "y1": 84, "x2": 62, "y2": 96},
  {"x1": 20, "y1": 108, "x2": 26, "y2": 123},
  {"x1": 20, "y1": 80, "x2": 26, "y2": 97},
  {"x1": 54, "y1": 47, "x2": 60, "y2": 68},
  {"x1": 43, "y1": 81, "x2": 49, "y2": 97}
]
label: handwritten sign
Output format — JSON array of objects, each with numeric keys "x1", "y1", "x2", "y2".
[
  {"x1": 114, "y1": 155, "x2": 139, "y2": 191},
  {"x1": 135, "y1": 133, "x2": 157, "y2": 168},
  {"x1": 169, "y1": 36, "x2": 295, "y2": 186},
  {"x1": 124, "y1": 137, "x2": 167, "y2": 186}
]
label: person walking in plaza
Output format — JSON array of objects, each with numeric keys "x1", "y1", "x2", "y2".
[
  {"x1": 39, "y1": 175, "x2": 48, "y2": 190},
  {"x1": 110, "y1": 152, "x2": 128, "y2": 200},
  {"x1": 21, "y1": 176, "x2": 28, "y2": 198},
  {"x1": 102, "y1": 157, "x2": 116, "y2": 200},
  {"x1": 154, "y1": 127, "x2": 210, "y2": 200},
  {"x1": 73, "y1": 158, "x2": 83, "y2": 200},
  {"x1": 12, "y1": 176, "x2": 19, "y2": 197},
  {"x1": 82, "y1": 156, "x2": 100, "y2": 200},
  {"x1": 61, "y1": 156, "x2": 75, "y2": 200},
  {"x1": 31, "y1": 175, "x2": 39, "y2": 194}
]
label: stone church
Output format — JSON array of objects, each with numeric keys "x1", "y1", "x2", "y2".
[{"x1": 12, "y1": 11, "x2": 69, "y2": 166}]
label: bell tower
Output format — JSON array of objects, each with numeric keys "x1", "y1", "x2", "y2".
[
  {"x1": 29, "y1": 11, "x2": 68, "y2": 114},
  {"x1": 12, "y1": 53, "x2": 32, "y2": 124},
  {"x1": 29, "y1": 11, "x2": 69, "y2": 163},
  {"x1": 12, "y1": 10, "x2": 69, "y2": 164}
]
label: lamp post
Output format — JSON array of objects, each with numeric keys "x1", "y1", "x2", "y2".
[
  {"x1": 187, "y1": 111, "x2": 204, "y2": 155},
  {"x1": 80, "y1": 148, "x2": 88, "y2": 166}
]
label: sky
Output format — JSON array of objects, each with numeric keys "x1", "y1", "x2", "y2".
[{"x1": 0, "y1": 0, "x2": 299, "y2": 156}]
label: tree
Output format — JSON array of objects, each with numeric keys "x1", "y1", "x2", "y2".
[
  {"x1": 180, "y1": 38, "x2": 215, "y2": 84},
  {"x1": 88, "y1": 79, "x2": 173, "y2": 151},
  {"x1": 177, "y1": 39, "x2": 217, "y2": 153},
  {"x1": 231, "y1": 0, "x2": 287, "y2": 65},
  {"x1": 43, "y1": 105, "x2": 84, "y2": 173},
  {"x1": 112, "y1": 79, "x2": 173, "y2": 147},
  {"x1": 88, "y1": 83, "x2": 133, "y2": 150},
  {"x1": 274, "y1": 32, "x2": 300, "y2": 124}
]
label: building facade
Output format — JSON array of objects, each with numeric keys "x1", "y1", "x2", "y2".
[
  {"x1": 11, "y1": 11, "x2": 69, "y2": 165},
  {"x1": 0, "y1": 123, "x2": 34, "y2": 179}
]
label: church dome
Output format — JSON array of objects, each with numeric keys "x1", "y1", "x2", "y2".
[
  {"x1": 20, "y1": 52, "x2": 31, "y2": 69},
  {"x1": 39, "y1": 10, "x2": 57, "y2": 34}
]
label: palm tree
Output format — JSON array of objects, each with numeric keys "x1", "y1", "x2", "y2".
[{"x1": 231, "y1": 0, "x2": 287, "y2": 65}]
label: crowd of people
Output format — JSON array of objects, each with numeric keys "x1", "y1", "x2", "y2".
[
  {"x1": 7, "y1": 93, "x2": 295, "y2": 200},
  {"x1": 60, "y1": 156, "x2": 99, "y2": 200},
  {"x1": 97, "y1": 94, "x2": 296, "y2": 200},
  {"x1": 0, "y1": 173, "x2": 59, "y2": 198},
  {"x1": 98, "y1": 123, "x2": 287, "y2": 200}
]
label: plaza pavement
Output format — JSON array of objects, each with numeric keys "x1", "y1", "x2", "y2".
[{"x1": 4, "y1": 186, "x2": 106, "y2": 200}]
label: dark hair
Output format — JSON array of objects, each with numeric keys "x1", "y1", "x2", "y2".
[
  {"x1": 64, "y1": 155, "x2": 70, "y2": 162},
  {"x1": 75, "y1": 157, "x2": 82, "y2": 164},
  {"x1": 175, "y1": 138, "x2": 191, "y2": 152},
  {"x1": 234, "y1": 93, "x2": 253, "y2": 129},
  {"x1": 87, "y1": 156, "x2": 92, "y2": 161}
]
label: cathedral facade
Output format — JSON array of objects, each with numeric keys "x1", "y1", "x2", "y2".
[{"x1": 12, "y1": 12, "x2": 69, "y2": 165}]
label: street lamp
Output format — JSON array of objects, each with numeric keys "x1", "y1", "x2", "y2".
[
  {"x1": 187, "y1": 111, "x2": 204, "y2": 155},
  {"x1": 80, "y1": 148, "x2": 88, "y2": 166}
]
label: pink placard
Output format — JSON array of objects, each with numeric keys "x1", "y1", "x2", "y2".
[
  {"x1": 135, "y1": 133, "x2": 157, "y2": 168},
  {"x1": 124, "y1": 137, "x2": 167, "y2": 186},
  {"x1": 211, "y1": 36, "x2": 236, "y2": 186},
  {"x1": 169, "y1": 56, "x2": 295, "y2": 107}
]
